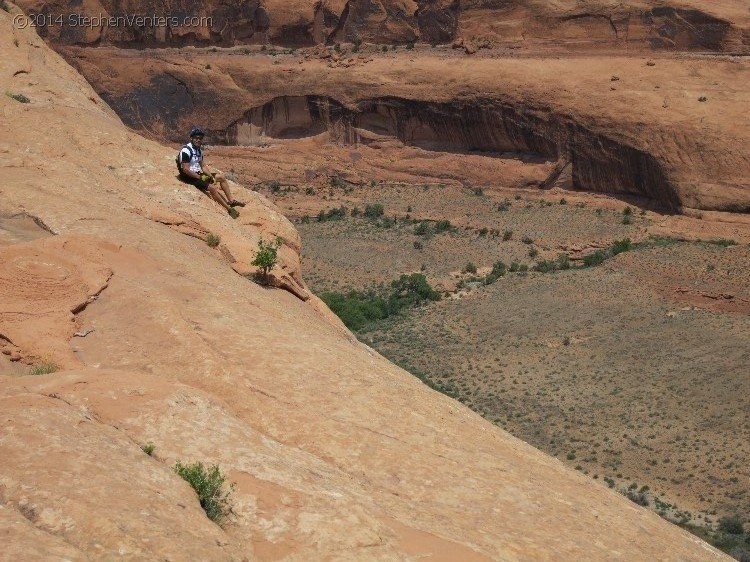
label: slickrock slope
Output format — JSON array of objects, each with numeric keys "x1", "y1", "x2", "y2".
[
  {"x1": 0, "y1": 8, "x2": 734, "y2": 561},
  {"x1": 13, "y1": 0, "x2": 750, "y2": 52}
]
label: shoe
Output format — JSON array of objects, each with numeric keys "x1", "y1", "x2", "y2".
[
  {"x1": 228, "y1": 208, "x2": 240, "y2": 219},
  {"x1": 229, "y1": 200, "x2": 246, "y2": 207}
]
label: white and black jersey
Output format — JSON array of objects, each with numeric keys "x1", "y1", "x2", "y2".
[{"x1": 179, "y1": 142, "x2": 203, "y2": 174}]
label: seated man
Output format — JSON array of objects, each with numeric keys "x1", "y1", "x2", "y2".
[{"x1": 178, "y1": 126, "x2": 245, "y2": 218}]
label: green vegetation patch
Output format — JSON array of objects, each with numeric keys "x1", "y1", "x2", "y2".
[{"x1": 322, "y1": 273, "x2": 440, "y2": 331}]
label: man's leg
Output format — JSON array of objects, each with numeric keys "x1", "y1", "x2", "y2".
[
  {"x1": 214, "y1": 172, "x2": 245, "y2": 206},
  {"x1": 208, "y1": 184, "x2": 232, "y2": 211}
]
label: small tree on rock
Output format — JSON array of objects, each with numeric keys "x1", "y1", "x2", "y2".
[{"x1": 251, "y1": 237, "x2": 282, "y2": 285}]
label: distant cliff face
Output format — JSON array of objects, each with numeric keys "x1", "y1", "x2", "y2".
[{"x1": 14, "y1": 0, "x2": 749, "y2": 52}]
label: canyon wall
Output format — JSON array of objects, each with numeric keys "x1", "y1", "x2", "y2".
[{"x1": 13, "y1": 0, "x2": 749, "y2": 52}]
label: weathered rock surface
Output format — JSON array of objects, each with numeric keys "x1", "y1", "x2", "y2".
[
  {"x1": 0, "y1": 7, "x2": 736, "y2": 561},
  {"x1": 12, "y1": 0, "x2": 750, "y2": 52}
]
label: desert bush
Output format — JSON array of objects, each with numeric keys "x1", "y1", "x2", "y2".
[
  {"x1": 522, "y1": 236, "x2": 534, "y2": 245},
  {"x1": 317, "y1": 207, "x2": 346, "y2": 222},
  {"x1": 622, "y1": 214, "x2": 633, "y2": 225},
  {"x1": 528, "y1": 247, "x2": 539, "y2": 258},
  {"x1": 533, "y1": 259, "x2": 557, "y2": 273},
  {"x1": 413, "y1": 221, "x2": 430, "y2": 236},
  {"x1": 251, "y1": 237, "x2": 282, "y2": 284},
  {"x1": 718, "y1": 515, "x2": 745, "y2": 535},
  {"x1": 623, "y1": 206, "x2": 633, "y2": 216},
  {"x1": 141, "y1": 443, "x2": 155, "y2": 456},
  {"x1": 322, "y1": 274, "x2": 439, "y2": 331},
  {"x1": 174, "y1": 461, "x2": 233, "y2": 524},
  {"x1": 556, "y1": 253, "x2": 571, "y2": 270},
  {"x1": 484, "y1": 261, "x2": 507, "y2": 285},
  {"x1": 268, "y1": 180, "x2": 281, "y2": 193},
  {"x1": 364, "y1": 203, "x2": 384, "y2": 219},
  {"x1": 583, "y1": 250, "x2": 606, "y2": 267},
  {"x1": 502, "y1": 229, "x2": 513, "y2": 241},
  {"x1": 610, "y1": 238, "x2": 632, "y2": 255},
  {"x1": 625, "y1": 490, "x2": 650, "y2": 507},
  {"x1": 497, "y1": 199, "x2": 511, "y2": 212},
  {"x1": 463, "y1": 262, "x2": 477, "y2": 274},
  {"x1": 560, "y1": 198, "x2": 567, "y2": 205},
  {"x1": 205, "y1": 233, "x2": 220, "y2": 248},
  {"x1": 509, "y1": 262, "x2": 520, "y2": 272},
  {"x1": 478, "y1": 227, "x2": 488, "y2": 237},
  {"x1": 434, "y1": 219, "x2": 452, "y2": 233},
  {"x1": 472, "y1": 187, "x2": 484, "y2": 196},
  {"x1": 413, "y1": 241, "x2": 423, "y2": 250},
  {"x1": 300, "y1": 215, "x2": 310, "y2": 224}
]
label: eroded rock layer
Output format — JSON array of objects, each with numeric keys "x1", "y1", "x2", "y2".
[{"x1": 12, "y1": 0, "x2": 750, "y2": 52}]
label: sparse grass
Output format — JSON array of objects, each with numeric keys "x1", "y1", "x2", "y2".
[
  {"x1": 141, "y1": 443, "x2": 156, "y2": 456},
  {"x1": 174, "y1": 461, "x2": 233, "y2": 524},
  {"x1": 205, "y1": 233, "x2": 221, "y2": 247},
  {"x1": 29, "y1": 362, "x2": 57, "y2": 376}
]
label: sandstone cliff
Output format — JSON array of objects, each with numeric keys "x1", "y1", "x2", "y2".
[
  {"x1": 61, "y1": 46, "x2": 750, "y2": 213},
  {"x1": 0, "y1": 6, "x2": 735, "y2": 560},
  {"x1": 12, "y1": 0, "x2": 750, "y2": 52}
]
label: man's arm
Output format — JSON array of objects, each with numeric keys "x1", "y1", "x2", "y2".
[{"x1": 180, "y1": 151, "x2": 203, "y2": 179}]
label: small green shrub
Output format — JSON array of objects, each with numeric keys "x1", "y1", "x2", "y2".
[
  {"x1": 497, "y1": 200, "x2": 511, "y2": 212},
  {"x1": 251, "y1": 237, "x2": 282, "y2": 284},
  {"x1": 6, "y1": 92, "x2": 30, "y2": 104},
  {"x1": 478, "y1": 227, "x2": 488, "y2": 237},
  {"x1": 509, "y1": 262, "x2": 520, "y2": 272},
  {"x1": 434, "y1": 219, "x2": 452, "y2": 233},
  {"x1": 463, "y1": 262, "x2": 477, "y2": 274},
  {"x1": 30, "y1": 362, "x2": 57, "y2": 376},
  {"x1": 718, "y1": 515, "x2": 744, "y2": 535},
  {"x1": 205, "y1": 233, "x2": 220, "y2": 248},
  {"x1": 406, "y1": 41, "x2": 415, "y2": 50},
  {"x1": 583, "y1": 250, "x2": 606, "y2": 267},
  {"x1": 382, "y1": 45, "x2": 388, "y2": 52},
  {"x1": 622, "y1": 214, "x2": 633, "y2": 225},
  {"x1": 364, "y1": 203, "x2": 384, "y2": 219},
  {"x1": 174, "y1": 461, "x2": 233, "y2": 524},
  {"x1": 610, "y1": 238, "x2": 632, "y2": 255},
  {"x1": 322, "y1": 274, "x2": 439, "y2": 331},
  {"x1": 317, "y1": 206, "x2": 346, "y2": 222},
  {"x1": 414, "y1": 221, "x2": 430, "y2": 236},
  {"x1": 528, "y1": 247, "x2": 539, "y2": 258},
  {"x1": 413, "y1": 240, "x2": 423, "y2": 250},
  {"x1": 623, "y1": 206, "x2": 633, "y2": 216},
  {"x1": 141, "y1": 443, "x2": 155, "y2": 456},
  {"x1": 268, "y1": 180, "x2": 281, "y2": 193},
  {"x1": 559, "y1": 198, "x2": 567, "y2": 205},
  {"x1": 205, "y1": 64, "x2": 212, "y2": 69},
  {"x1": 502, "y1": 229, "x2": 513, "y2": 241},
  {"x1": 300, "y1": 215, "x2": 310, "y2": 224},
  {"x1": 484, "y1": 261, "x2": 506, "y2": 285},
  {"x1": 472, "y1": 187, "x2": 483, "y2": 196},
  {"x1": 522, "y1": 236, "x2": 534, "y2": 245}
]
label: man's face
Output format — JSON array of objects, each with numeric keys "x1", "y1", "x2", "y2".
[{"x1": 191, "y1": 135, "x2": 204, "y2": 146}]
